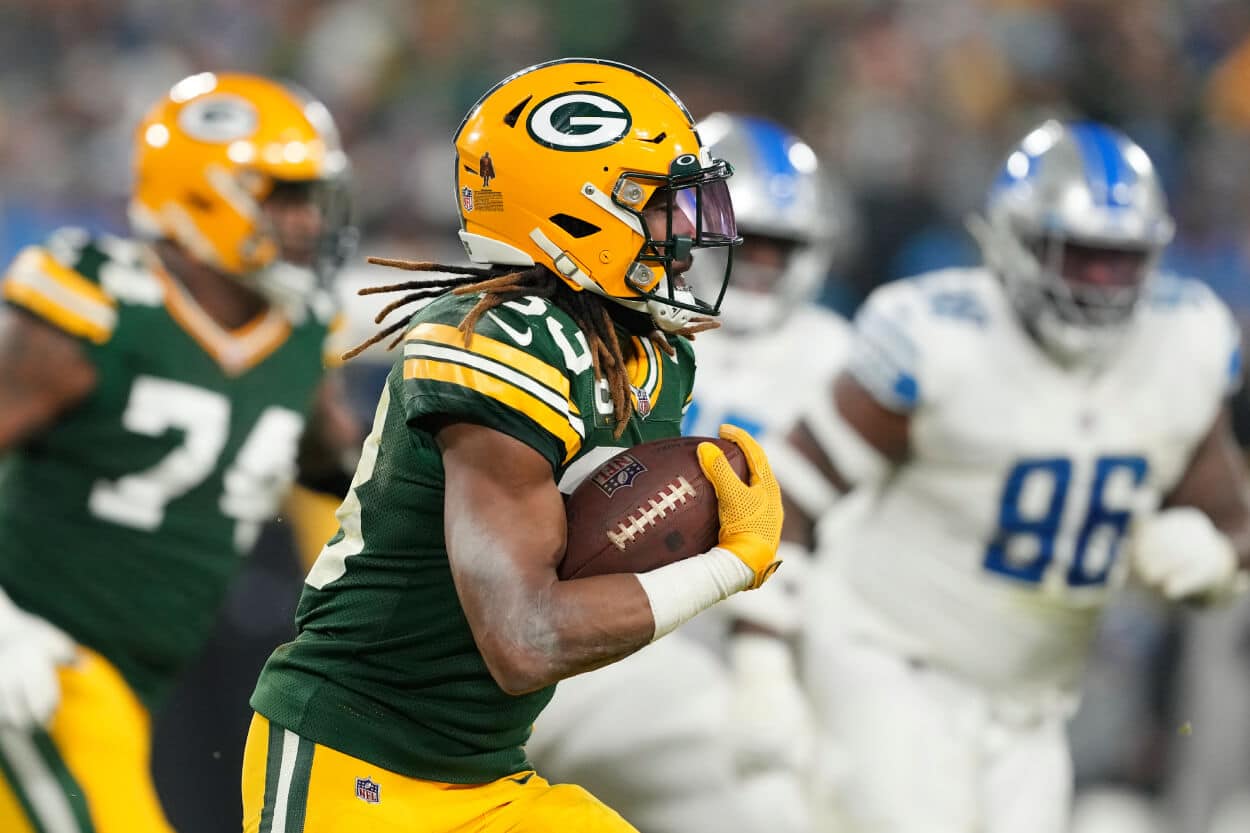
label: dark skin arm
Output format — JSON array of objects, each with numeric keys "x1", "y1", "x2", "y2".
[
  {"x1": 780, "y1": 370, "x2": 909, "y2": 547},
  {"x1": 0, "y1": 306, "x2": 97, "y2": 449},
  {"x1": 438, "y1": 421, "x2": 657, "y2": 695},
  {"x1": 1163, "y1": 406, "x2": 1250, "y2": 569}
]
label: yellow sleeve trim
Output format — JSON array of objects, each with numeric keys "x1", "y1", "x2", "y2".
[
  {"x1": 3, "y1": 247, "x2": 116, "y2": 343},
  {"x1": 3, "y1": 278, "x2": 113, "y2": 344},
  {"x1": 408, "y1": 322, "x2": 569, "y2": 399},
  {"x1": 404, "y1": 357, "x2": 582, "y2": 463}
]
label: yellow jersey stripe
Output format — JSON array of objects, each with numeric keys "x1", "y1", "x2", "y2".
[
  {"x1": 3, "y1": 248, "x2": 117, "y2": 342},
  {"x1": 407, "y1": 323, "x2": 569, "y2": 399},
  {"x1": 627, "y1": 336, "x2": 648, "y2": 391},
  {"x1": 154, "y1": 267, "x2": 291, "y2": 376},
  {"x1": 19, "y1": 248, "x2": 114, "y2": 311},
  {"x1": 624, "y1": 336, "x2": 664, "y2": 414},
  {"x1": 404, "y1": 341, "x2": 584, "y2": 430},
  {"x1": 404, "y1": 357, "x2": 582, "y2": 462},
  {"x1": 2, "y1": 279, "x2": 113, "y2": 344}
]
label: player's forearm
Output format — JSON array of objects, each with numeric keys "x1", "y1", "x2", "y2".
[{"x1": 480, "y1": 572, "x2": 655, "y2": 695}]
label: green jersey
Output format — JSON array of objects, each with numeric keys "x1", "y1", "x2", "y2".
[
  {"x1": 0, "y1": 229, "x2": 332, "y2": 709},
  {"x1": 251, "y1": 290, "x2": 697, "y2": 784}
]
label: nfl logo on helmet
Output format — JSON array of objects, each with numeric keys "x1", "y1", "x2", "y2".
[
  {"x1": 461, "y1": 186, "x2": 474, "y2": 213},
  {"x1": 355, "y1": 777, "x2": 380, "y2": 804}
]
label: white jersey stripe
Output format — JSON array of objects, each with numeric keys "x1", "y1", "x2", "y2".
[
  {"x1": 268, "y1": 728, "x2": 302, "y2": 833},
  {"x1": 404, "y1": 342, "x2": 584, "y2": 438},
  {"x1": 0, "y1": 728, "x2": 84, "y2": 833}
]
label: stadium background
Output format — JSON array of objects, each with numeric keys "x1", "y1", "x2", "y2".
[{"x1": 4, "y1": 1, "x2": 1250, "y2": 831}]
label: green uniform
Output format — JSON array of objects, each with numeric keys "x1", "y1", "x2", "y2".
[
  {"x1": 251, "y1": 290, "x2": 697, "y2": 784},
  {"x1": 0, "y1": 229, "x2": 332, "y2": 709}
]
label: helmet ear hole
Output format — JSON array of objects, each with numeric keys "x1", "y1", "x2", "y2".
[{"x1": 549, "y1": 214, "x2": 601, "y2": 239}]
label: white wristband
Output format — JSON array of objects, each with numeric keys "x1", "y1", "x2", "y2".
[{"x1": 635, "y1": 547, "x2": 754, "y2": 641}]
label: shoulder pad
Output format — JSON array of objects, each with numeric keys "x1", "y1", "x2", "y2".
[
  {"x1": 847, "y1": 279, "x2": 926, "y2": 412},
  {"x1": 2, "y1": 230, "x2": 119, "y2": 343},
  {"x1": 1146, "y1": 275, "x2": 1242, "y2": 397},
  {"x1": 403, "y1": 291, "x2": 590, "y2": 467}
]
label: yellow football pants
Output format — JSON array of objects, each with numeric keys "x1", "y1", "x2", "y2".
[
  {"x1": 0, "y1": 648, "x2": 174, "y2": 833},
  {"x1": 242, "y1": 713, "x2": 640, "y2": 833}
]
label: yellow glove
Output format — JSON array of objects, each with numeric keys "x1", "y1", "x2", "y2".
[{"x1": 697, "y1": 424, "x2": 784, "y2": 589}]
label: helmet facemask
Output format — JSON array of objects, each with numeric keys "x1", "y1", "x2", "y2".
[
  {"x1": 605, "y1": 155, "x2": 739, "y2": 331},
  {"x1": 993, "y1": 223, "x2": 1156, "y2": 365}
]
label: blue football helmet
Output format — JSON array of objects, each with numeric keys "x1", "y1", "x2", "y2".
[
  {"x1": 970, "y1": 120, "x2": 1175, "y2": 364},
  {"x1": 688, "y1": 113, "x2": 846, "y2": 333}
]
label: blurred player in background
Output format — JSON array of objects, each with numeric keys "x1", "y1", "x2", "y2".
[
  {"x1": 527, "y1": 112, "x2": 849, "y2": 833},
  {"x1": 782, "y1": 120, "x2": 1250, "y2": 833},
  {"x1": 0, "y1": 72, "x2": 360, "y2": 833},
  {"x1": 242, "y1": 59, "x2": 785, "y2": 833}
]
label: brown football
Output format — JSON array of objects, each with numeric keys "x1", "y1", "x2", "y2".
[{"x1": 559, "y1": 436, "x2": 749, "y2": 580}]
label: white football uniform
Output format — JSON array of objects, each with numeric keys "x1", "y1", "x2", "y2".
[
  {"x1": 527, "y1": 303, "x2": 850, "y2": 833},
  {"x1": 802, "y1": 267, "x2": 1241, "y2": 833},
  {"x1": 682, "y1": 305, "x2": 852, "y2": 443}
]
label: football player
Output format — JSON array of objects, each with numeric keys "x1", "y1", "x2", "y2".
[
  {"x1": 527, "y1": 113, "x2": 849, "y2": 833},
  {"x1": 784, "y1": 120, "x2": 1250, "y2": 833},
  {"x1": 0, "y1": 72, "x2": 360, "y2": 833},
  {"x1": 242, "y1": 59, "x2": 786, "y2": 833}
]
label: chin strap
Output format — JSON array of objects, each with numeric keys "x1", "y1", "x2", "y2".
[{"x1": 528, "y1": 227, "x2": 699, "y2": 333}]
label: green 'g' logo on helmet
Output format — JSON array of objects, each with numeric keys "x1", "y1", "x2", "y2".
[{"x1": 526, "y1": 92, "x2": 633, "y2": 151}]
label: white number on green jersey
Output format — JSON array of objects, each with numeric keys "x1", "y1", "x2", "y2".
[{"x1": 87, "y1": 375, "x2": 305, "y2": 550}]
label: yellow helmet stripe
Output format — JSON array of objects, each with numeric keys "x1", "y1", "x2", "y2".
[{"x1": 403, "y1": 357, "x2": 583, "y2": 463}]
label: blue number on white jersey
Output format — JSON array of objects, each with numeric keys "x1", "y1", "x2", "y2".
[{"x1": 984, "y1": 455, "x2": 1149, "y2": 587}]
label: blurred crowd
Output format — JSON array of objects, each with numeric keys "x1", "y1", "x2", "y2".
[
  {"x1": 5, "y1": 1, "x2": 1250, "y2": 831},
  {"x1": 7, "y1": 0, "x2": 1250, "y2": 318}
]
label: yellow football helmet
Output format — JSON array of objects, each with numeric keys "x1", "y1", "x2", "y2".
[
  {"x1": 129, "y1": 72, "x2": 351, "y2": 285},
  {"x1": 454, "y1": 58, "x2": 740, "y2": 331}
]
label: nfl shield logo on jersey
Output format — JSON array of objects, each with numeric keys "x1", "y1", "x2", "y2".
[
  {"x1": 355, "y1": 777, "x2": 380, "y2": 804},
  {"x1": 631, "y1": 385, "x2": 652, "y2": 418}
]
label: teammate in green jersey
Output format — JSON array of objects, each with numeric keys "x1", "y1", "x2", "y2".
[
  {"x1": 243, "y1": 59, "x2": 788, "y2": 833},
  {"x1": 0, "y1": 73, "x2": 360, "y2": 833}
]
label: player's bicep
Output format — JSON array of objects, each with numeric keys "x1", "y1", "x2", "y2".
[
  {"x1": 0, "y1": 305, "x2": 97, "y2": 449},
  {"x1": 438, "y1": 421, "x2": 566, "y2": 677}
]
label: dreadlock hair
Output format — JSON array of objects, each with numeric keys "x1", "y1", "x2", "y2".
[{"x1": 344, "y1": 257, "x2": 716, "y2": 438}]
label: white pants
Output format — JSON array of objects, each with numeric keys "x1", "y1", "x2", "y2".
[
  {"x1": 802, "y1": 628, "x2": 1073, "y2": 833},
  {"x1": 528, "y1": 632, "x2": 794, "y2": 833}
]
